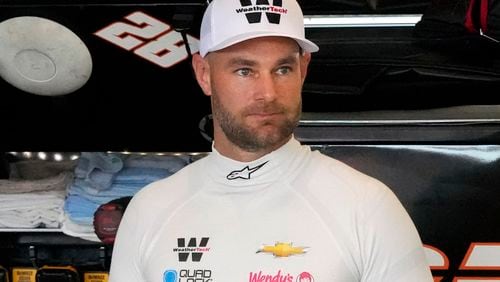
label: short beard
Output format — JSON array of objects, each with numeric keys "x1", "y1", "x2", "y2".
[{"x1": 212, "y1": 92, "x2": 301, "y2": 153}]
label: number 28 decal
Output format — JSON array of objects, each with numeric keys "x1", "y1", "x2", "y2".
[{"x1": 94, "y1": 11, "x2": 199, "y2": 68}]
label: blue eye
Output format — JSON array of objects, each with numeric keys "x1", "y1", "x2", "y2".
[
  {"x1": 276, "y1": 66, "x2": 292, "y2": 75},
  {"x1": 236, "y1": 68, "x2": 251, "y2": 76}
]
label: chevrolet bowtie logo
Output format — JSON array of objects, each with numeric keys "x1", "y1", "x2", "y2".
[
  {"x1": 226, "y1": 161, "x2": 268, "y2": 180},
  {"x1": 256, "y1": 242, "x2": 308, "y2": 257}
]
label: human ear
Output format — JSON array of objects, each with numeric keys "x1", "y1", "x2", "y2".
[
  {"x1": 192, "y1": 53, "x2": 212, "y2": 96},
  {"x1": 300, "y1": 52, "x2": 311, "y2": 83}
]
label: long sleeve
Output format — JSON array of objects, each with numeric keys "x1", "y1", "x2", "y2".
[{"x1": 359, "y1": 188, "x2": 433, "y2": 282}]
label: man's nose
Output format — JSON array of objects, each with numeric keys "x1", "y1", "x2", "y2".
[{"x1": 254, "y1": 73, "x2": 278, "y2": 101}]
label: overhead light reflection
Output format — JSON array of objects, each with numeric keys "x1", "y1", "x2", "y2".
[
  {"x1": 38, "y1": 152, "x2": 47, "y2": 160},
  {"x1": 54, "y1": 153, "x2": 63, "y2": 161},
  {"x1": 304, "y1": 14, "x2": 422, "y2": 28}
]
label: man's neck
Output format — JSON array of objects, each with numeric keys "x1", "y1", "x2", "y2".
[{"x1": 213, "y1": 134, "x2": 292, "y2": 162}]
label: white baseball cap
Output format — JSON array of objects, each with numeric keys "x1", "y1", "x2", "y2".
[{"x1": 199, "y1": 0, "x2": 319, "y2": 57}]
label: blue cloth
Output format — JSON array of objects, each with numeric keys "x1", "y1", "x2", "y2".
[
  {"x1": 65, "y1": 153, "x2": 190, "y2": 225},
  {"x1": 64, "y1": 195, "x2": 100, "y2": 224},
  {"x1": 65, "y1": 167, "x2": 169, "y2": 224},
  {"x1": 72, "y1": 167, "x2": 171, "y2": 195},
  {"x1": 74, "y1": 152, "x2": 124, "y2": 191},
  {"x1": 122, "y1": 155, "x2": 189, "y2": 172},
  {"x1": 69, "y1": 181, "x2": 145, "y2": 200},
  {"x1": 114, "y1": 167, "x2": 173, "y2": 183}
]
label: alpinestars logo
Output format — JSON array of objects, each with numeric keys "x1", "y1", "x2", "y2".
[
  {"x1": 236, "y1": 0, "x2": 288, "y2": 24},
  {"x1": 173, "y1": 237, "x2": 210, "y2": 262},
  {"x1": 227, "y1": 161, "x2": 268, "y2": 180}
]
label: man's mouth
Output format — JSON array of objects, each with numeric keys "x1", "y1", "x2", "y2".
[{"x1": 247, "y1": 112, "x2": 283, "y2": 121}]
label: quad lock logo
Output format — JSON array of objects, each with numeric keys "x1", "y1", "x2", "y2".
[
  {"x1": 164, "y1": 269, "x2": 213, "y2": 282},
  {"x1": 236, "y1": 0, "x2": 288, "y2": 24},
  {"x1": 174, "y1": 237, "x2": 210, "y2": 262}
]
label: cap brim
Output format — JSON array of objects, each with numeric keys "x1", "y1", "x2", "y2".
[
  {"x1": 202, "y1": 31, "x2": 319, "y2": 57},
  {"x1": 0, "y1": 16, "x2": 92, "y2": 96}
]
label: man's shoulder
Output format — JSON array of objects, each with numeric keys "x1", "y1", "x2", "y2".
[
  {"x1": 304, "y1": 150, "x2": 392, "y2": 197},
  {"x1": 308, "y1": 150, "x2": 374, "y2": 180}
]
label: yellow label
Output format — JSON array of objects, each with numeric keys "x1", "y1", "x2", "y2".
[
  {"x1": 12, "y1": 268, "x2": 36, "y2": 282},
  {"x1": 84, "y1": 272, "x2": 109, "y2": 282}
]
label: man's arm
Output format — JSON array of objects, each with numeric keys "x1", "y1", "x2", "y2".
[{"x1": 359, "y1": 188, "x2": 433, "y2": 282}]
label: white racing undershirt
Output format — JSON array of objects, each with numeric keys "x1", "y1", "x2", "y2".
[{"x1": 109, "y1": 137, "x2": 432, "y2": 282}]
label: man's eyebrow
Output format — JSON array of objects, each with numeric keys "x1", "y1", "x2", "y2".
[
  {"x1": 225, "y1": 54, "x2": 299, "y2": 68},
  {"x1": 276, "y1": 55, "x2": 299, "y2": 66},
  {"x1": 227, "y1": 58, "x2": 257, "y2": 67}
]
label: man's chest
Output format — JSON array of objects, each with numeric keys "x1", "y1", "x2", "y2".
[{"x1": 139, "y1": 198, "x2": 359, "y2": 282}]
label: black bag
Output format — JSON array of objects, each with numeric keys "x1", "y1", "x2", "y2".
[
  {"x1": 481, "y1": 0, "x2": 500, "y2": 41},
  {"x1": 415, "y1": 0, "x2": 500, "y2": 44}
]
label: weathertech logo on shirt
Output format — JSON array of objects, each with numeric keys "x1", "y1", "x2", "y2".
[
  {"x1": 236, "y1": 0, "x2": 288, "y2": 24},
  {"x1": 174, "y1": 237, "x2": 210, "y2": 262}
]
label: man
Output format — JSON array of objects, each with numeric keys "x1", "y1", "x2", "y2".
[{"x1": 109, "y1": 0, "x2": 433, "y2": 281}]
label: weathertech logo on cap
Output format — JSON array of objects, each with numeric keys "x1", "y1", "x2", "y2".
[{"x1": 236, "y1": 0, "x2": 288, "y2": 24}]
